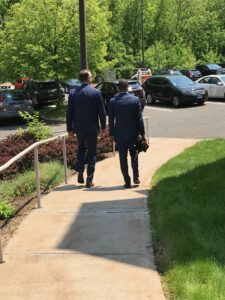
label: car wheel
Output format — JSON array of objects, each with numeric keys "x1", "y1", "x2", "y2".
[
  {"x1": 146, "y1": 93, "x2": 155, "y2": 105},
  {"x1": 172, "y1": 95, "x2": 180, "y2": 107},
  {"x1": 198, "y1": 101, "x2": 205, "y2": 105}
]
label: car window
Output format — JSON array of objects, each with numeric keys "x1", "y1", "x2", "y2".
[
  {"x1": 128, "y1": 82, "x2": 141, "y2": 89},
  {"x1": 207, "y1": 64, "x2": 221, "y2": 70},
  {"x1": 169, "y1": 76, "x2": 195, "y2": 86},
  {"x1": 4, "y1": 92, "x2": 26, "y2": 102},
  {"x1": 148, "y1": 77, "x2": 160, "y2": 85},
  {"x1": 37, "y1": 82, "x2": 57, "y2": 90},
  {"x1": 199, "y1": 77, "x2": 211, "y2": 84},
  {"x1": 210, "y1": 77, "x2": 220, "y2": 85},
  {"x1": 95, "y1": 83, "x2": 103, "y2": 90}
]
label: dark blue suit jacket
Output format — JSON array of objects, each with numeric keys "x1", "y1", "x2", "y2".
[
  {"x1": 108, "y1": 92, "x2": 145, "y2": 142},
  {"x1": 66, "y1": 84, "x2": 106, "y2": 135}
]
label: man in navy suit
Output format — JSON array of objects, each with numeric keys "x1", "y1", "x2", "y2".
[
  {"x1": 108, "y1": 79, "x2": 146, "y2": 188},
  {"x1": 66, "y1": 69, "x2": 106, "y2": 188}
]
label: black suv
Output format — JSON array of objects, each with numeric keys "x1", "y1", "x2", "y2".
[
  {"x1": 95, "y1": 80, "x2": 146, "y2": 111},
  {"x1": 143, "y1": 75, "x2": 207, "y2": 107},
  {"x1": 195, "y1": 64, "x2": 225, "y2": 76},
  {"x1": 24, "y1": 80, "x2": 64, "y2": 107}
]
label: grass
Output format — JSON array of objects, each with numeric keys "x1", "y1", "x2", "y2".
[
  {"x1": 148, "y1": 139, "x2": 225, "y2": 299},
  {"x1": 39, "y1": 102, "x2": 67, "y2": 122},
  {"x1": 0, "y1": 161, "x2": 69, "y2": 204}
]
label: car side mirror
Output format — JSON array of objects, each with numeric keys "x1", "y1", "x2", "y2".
[{"x1": 217, "y1": 82, "x2": 223, "y2": 86}]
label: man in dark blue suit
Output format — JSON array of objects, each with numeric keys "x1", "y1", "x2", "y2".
[
  {"x1": 66, "y1": 69, "x2": 106, "y2": 188},
  {"x1": 109, "y1": 79, "x2": 146, "y2": 188}
]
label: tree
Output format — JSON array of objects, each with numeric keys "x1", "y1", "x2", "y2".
[{"x1": 0, "y1": 0, "x2": 110, "y2": 81}]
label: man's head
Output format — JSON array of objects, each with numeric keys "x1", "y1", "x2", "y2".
[
  {"x1": 79, "y1": 69, "x2": 92, "y2": 84},
  {"x1": 118, "y1": 79, "x2": 128, "y2": 92}
]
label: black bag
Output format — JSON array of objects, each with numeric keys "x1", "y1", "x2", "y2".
[{"x1": 133, "y1": 136, "x2": 149, "y2": 153}]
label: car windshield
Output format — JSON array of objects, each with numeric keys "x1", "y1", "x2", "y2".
[
  {"x1": 169, "y1": 76, "x2": 195, "y2": 87},
  {"x1": 37, "y1": 82, "x2": 57, "y2": 90},
  {"x1": 4, "y1": 91, "x2": 26, "y2": 102},
  {"x1": 128, "y1": 82, "x2": 141, "y2": 89},
  {"x1": 207, "y1": 64, "x2": 221, "y2": 70},
  {"x1": 220, "y1": 76, "x2": 225, "y2": 84}
]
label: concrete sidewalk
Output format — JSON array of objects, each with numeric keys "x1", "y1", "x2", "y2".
[{"x1": 0, "y1": 138, "x2": 198, "y2": 300}]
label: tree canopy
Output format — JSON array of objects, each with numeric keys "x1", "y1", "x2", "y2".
[{"x1": 0, "y1": 0, "x2": 225, "y2": 81}]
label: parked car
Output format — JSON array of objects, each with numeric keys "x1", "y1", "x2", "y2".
[
  {"x1": 217, "y1": 63, "x2": 225, "y2": 68},
  {"x1": 15, "y1": 77, "x2": 30, "y2": 90},
  {"x1": 0, "y1": 82, "x2": 15, "y2": 90},
  {"x1": 24, "y1": 80, "x2": 64, "y2": 107},
  {"x1": 95, "y1": 80, "x2": 146, "y2": 112},
  {"x1": 155, "y1": 70, "x2": 182, "y2": 76},
  {"x1": 0, "y1": 90, "x2": 34, "y2": 119},
  {"x1": 61, "y1": 79, "x2": 81, "y2": 94},
  {"x1": 195, "y1": 64, "x2": 225, "y2": 76},
  {"x1": 196, "y1": 75, "x2": 225, "y2": 100},
  {"x1": 143, "y1": 75, "x2": 207, "y2": 107},
  {"x1": 180, "y1": 69, "x2": 202, "y2": 81}
]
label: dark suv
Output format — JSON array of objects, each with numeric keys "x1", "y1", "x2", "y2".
[
  {"x1": 24, "y1": 80, "x2": 64, "y2": 107},
  {"x1": 95, "y1": 80, "x2": 146, "y2": 111},
  {"x1": 143, "y1": 75, "x2": 207, "y2": 107},
  {"x1": 195, "y1": 64, "x2": 225, "y2": 76},
  {"x1": 180, "y1": 69, "x2": 202, "y2": 81}
]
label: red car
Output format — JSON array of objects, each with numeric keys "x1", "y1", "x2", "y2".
[{"x1": 15, "y1": 77, "x2": 30, "y2": 89}]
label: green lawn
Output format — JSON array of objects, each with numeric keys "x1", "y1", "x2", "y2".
[{"x1": 148, "y1": 139, "x2": 225, "y2": 299}]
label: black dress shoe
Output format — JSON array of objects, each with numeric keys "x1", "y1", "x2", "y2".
[
  {"x1": 86, "y1": 182, "x2": 95, "y2": 188},
  {"x1": 124, "y1": 182, "x2": 131, "y2": 189},
  {"x1": 78, "y1": 172, "x2": 84, "y2": 184},
  {"x1": 133, "y1": 178, "x2": 140, "y2": 184}
]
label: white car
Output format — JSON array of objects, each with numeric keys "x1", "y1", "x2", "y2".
[{"x1": 196, "y1": 75, "x2": 225, "y2": 100}]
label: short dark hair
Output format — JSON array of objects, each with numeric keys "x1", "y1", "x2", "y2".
[
  {"x1": 118, "y1": 79, "x2": 128, "y2": 92},
  {"x1": 79, "y1": 69, "x2": 91, "y2": 82}
]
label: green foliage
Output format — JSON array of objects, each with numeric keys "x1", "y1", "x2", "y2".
[
  {"x1": 0, "y1": 161, "x2": 67, "y2": 201},
  {"x1": 149, "y1": 139, "x2": 225, "y2": 299},
  {"x1": 0, "y1": 200, "x2": 15, "y2": 219},
  {"x1": 18, "y1": 111, "x2": 52, "y2": 141}
]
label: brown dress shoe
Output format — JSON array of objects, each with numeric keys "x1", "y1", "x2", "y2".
[
  {"x1": 78, "y1": 172, "x2": 84, "y2": 184},
  {"x1": 86, "y1": 182, "x2": 95, "y2": 188}
]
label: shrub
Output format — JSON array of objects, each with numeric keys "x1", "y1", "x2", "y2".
[
  {"x1": 18, "y1": 111, "x2": 52, "y2": 141},
  {"x1": 0, "y1": 200, "x2": 15, "y2": 219},
  {"x1": 0, "y1": 128, "x2": 113, "y2": 180}
]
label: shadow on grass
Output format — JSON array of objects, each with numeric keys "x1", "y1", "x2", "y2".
[{"x1": 148, "y1": 157, "x2": 225, "y2": 273}]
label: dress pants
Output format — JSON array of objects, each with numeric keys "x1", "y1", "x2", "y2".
[
  {"x1": 75, "y1": 134, "x2": 97, "y2": 183},
  {"x1": 117, "y1": 140, "x2": 139, "y2": 184}
]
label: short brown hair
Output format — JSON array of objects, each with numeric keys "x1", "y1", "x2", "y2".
[{"x1": 79, "y1": 69, "x2": 92, "y2": 82}]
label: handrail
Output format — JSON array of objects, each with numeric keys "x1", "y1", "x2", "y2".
[
  {"x1": 0, "y1": 132, "x2": 68, "y2": 263},
  {"x1": 0, "y1": 133, "x2": 67, "y2": 173}
]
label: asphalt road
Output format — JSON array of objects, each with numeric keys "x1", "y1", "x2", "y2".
[{"x1": 0, "y1": 100, "x2": 225, "y2": 140}]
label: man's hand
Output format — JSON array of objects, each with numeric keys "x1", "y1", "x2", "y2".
[{"x1": 68, "y1": 131, "x2": 74, "y2": 138}]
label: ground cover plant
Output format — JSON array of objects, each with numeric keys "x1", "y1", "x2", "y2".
[
  {"x1": 149, "y1": 139, "x2": 225, "y2": 299},
  {"x1": 39, "y1": 102, "x2": 67, "y2": 123}
]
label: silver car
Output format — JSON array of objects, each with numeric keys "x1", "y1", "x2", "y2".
[
  {"x1": 0, "y1": 90, "x2": 34, "y2": 119},
  {"x1": 196, "y1": 75, "x2": 225, "y2": 100}
]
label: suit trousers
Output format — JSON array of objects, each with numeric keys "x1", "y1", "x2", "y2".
[
  {"x1": 117, "y1": 141, "x2": 139, "y2": 184},
  {"x1": 75, "y1": 134, "x2": 97, "y2": 183}
]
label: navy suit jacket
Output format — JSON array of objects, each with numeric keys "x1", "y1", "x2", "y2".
[
  {"x1": 66, "y1": 84, "x2": 106, "y2": 135},
  {"x1": 108, "y1": 92, "x2": 145, "y2": 142}
]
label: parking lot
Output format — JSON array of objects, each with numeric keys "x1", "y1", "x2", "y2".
[{"x1": 0, "y1": 100, "x2": 225, "y2": 140}]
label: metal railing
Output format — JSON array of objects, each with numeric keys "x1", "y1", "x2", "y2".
[{"x1": 0, "y1": 132, "x2": 68, "y2": 263}]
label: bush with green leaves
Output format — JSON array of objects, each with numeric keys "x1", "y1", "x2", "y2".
[
  {"x1": 18, "y1": 111, "x2": 52, "y2": 141},
  {"x1": 0, "y1": 200, "x2": 15, "y2": 219}
]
